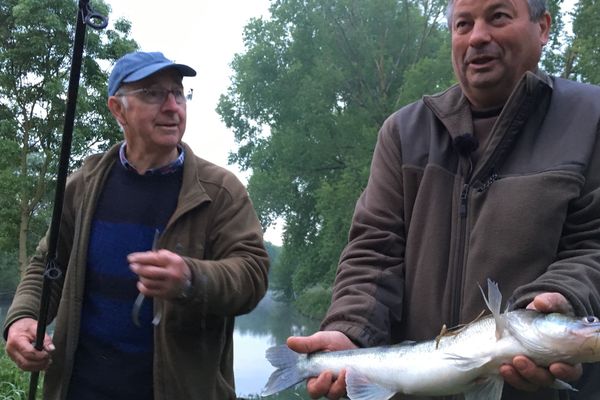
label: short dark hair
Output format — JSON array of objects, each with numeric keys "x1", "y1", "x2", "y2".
[{"x1": 446, "y1": 0, "x2": 548, "y2": 28}]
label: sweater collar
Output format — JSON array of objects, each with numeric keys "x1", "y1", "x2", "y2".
[{"x1": 118, "y1": 142, "x2": 185, "y2": 175}]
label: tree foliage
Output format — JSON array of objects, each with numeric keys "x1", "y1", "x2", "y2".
[
  {"x1": 569, "y1": 0, "x2": 600, "y2": 83},
  {"x1": 542, "y1": 0, "x2": 600, "y2": 84},
  {"x1": 218, "y1": 0, "x2": 453, "y2": 309},
  {"x1": 0, "y1": 0, "x2": 137, "y2": 279}
]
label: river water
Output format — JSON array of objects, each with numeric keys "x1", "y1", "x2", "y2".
[{"x1": 0, "y1": 292, "x2": 318, "y2": 399}]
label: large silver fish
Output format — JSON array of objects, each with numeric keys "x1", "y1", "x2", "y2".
[{"x1": 262, "y1": 280, "x2": 600, "y2": 400}]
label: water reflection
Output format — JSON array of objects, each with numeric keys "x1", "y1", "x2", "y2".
[
  {"x1": 0, "y1": 293, "x2": 320, "y2": 400},
  {"x1": 234, "y1": 292, "x2": 319, "y2": 399}
]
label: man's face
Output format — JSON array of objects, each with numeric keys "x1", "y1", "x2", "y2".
[
  {"x1": 110, "y1": 69, "x2": 187, "y2": 153},
  {"x1": 450, "y1": 0, "x2": 550, "y2": 109}
]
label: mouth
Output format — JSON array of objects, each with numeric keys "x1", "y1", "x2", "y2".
[
  {"x1": 463, "y1": 45, "x2": 501, "y2": 69},
  {"x1": 468, "y1": 55, "x2": 496, "y2": 66},
  {"x1": 156, "y1": 122, "x2": 179, "y2": 129}
]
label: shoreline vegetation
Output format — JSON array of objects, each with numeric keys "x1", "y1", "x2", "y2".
[{"x1": 0, "y1": 341, "x2": 42, "y2": 400}]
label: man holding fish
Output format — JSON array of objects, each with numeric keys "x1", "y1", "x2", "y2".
[{"x1": 280, "y1": 0, "x2": 600, "y2": 399}]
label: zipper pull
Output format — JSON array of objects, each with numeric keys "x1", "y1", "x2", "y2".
[{"x1": 460, "y1": 184, "x2": 469, "y2": 218}]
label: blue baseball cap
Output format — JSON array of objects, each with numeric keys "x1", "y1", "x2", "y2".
[{"x1": 108, "y1": 51, "x2": 196, "y2": 96}]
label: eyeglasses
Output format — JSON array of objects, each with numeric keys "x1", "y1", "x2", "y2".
[{"x1": 116, "y1": 87, "x2": 187, "y2": 105}]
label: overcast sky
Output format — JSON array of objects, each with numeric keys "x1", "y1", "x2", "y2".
[{"x1": 103, "y1": 0, "x2": 283, "y2": 244}]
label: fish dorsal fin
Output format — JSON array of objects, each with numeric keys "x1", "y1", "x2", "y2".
[
  {"x1": 464, "y1": 376, "x2": 504, "y2": 400},
  {"x1": 479, "y1": 279, "x2": 505, "y2": 340},
  {"x1": 345, "y1": 368, "x2": 396, "y2": 400}
]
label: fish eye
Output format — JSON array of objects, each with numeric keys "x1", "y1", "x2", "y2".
[{"x1": 583, "y1": 316, "x2": 599, "y2": 324}]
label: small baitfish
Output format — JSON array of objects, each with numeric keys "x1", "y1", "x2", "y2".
[{"x1": 261, "y1": 280, "x2": 600, "y2": 400}]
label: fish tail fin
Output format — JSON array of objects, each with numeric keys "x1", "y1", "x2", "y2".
[
  {"x1": 480, "y1": 279, "x2": 506, "y2": 340},
  {"x1": 262, "y1": 345, "x2": 305, "y2": 396}
]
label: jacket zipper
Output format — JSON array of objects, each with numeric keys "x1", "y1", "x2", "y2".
[
  {"x1": 450, "y1": 157, "x2": 473, "y2": 327},
  {"x1": 446, "y1": 77, "x2": 544, "y2": 330},
  {"x1": 460, "y1": 171, "x2": 498, "y2": 217},
  {"x1": 459, "y1": 183, "x2": 469, "y2": 218}
]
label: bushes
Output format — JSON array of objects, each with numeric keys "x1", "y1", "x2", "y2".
[{"x1": 294, "y1": 285, "x2": 332, "y2": 320}]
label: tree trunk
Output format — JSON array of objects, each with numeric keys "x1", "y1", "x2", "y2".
[{"x1": 18, "y1": 207, "x2": 29, "y2": 273}]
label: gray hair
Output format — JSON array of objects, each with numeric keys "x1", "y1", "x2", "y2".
[{"x1": 446, "y1": 0, "x2": 547, "y2": 28}]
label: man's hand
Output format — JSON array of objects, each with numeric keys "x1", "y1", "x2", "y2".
[
  {"x1": 287, "y1": 331, "x2": 357, "y2": 399},
  {"x1": 128, "y1": 249, "x2": 191, "y2": 299},
  {"x1": 501, "y1": 292, "x2": 582, "y2": 391},
  {"x1": 6, "y1": 318, "x2": 54, "y2": 372}
]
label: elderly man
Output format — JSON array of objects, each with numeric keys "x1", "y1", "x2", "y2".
[
  {"x1": 4, "y1": 51, "x2": 269, "y2": 400},
  {"x1": 287, "y1": 0, "x2": 600, "y2": 399}
]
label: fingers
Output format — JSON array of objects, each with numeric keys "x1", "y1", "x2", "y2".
[
  {"x1": 328, "y1": 369, "x2": 349, "y2": 399},
  {"x1": 127, "y1": 249, "x2": 164, "y2": 265},
  {"x1": 501, "y1": 356, "x2": 548, "y2": 391},
  {"x1": 501, "y1": 356, "x2": 581, "y2": 392},
  {"x1": 287, "y1": 331, "x2": 357, "y2": 354},
  {"x1": 306, "y1": 370, "x2": 347, "y2": 400},
  {"x1": 9, "y1": 345, "x2": 53, "y2": 372},
  {"x1": 129, "y1": 250, "x2": 190, "y2": 298},
  {"x1": 135, "y1": 273, "x2": 166, "y2": 290},
  {"x1": 549, "y1": 361, "x2": 582, "y2": 382},
  {"x1": 287, "y1": 332, "x2": 355, "y2": 399},
  {"x1": 287, "y1": 333, "x2": 329, "y2": 354},
  {"x1": 306, "y1": 372, "x2": 332, "y2": 399},
  {"x1": 6, "y1": 319, "x2": 54, "y2": 372},
  {"x1": 526, "y1": 293, "x2": 574, "y2": 315},
  {"x1": 43, "y1": 334, "x2": 56, "y2": 353}
]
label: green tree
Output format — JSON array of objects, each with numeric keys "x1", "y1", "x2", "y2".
[
  {"x1": 541, "y1": 0, "x2": 600, "y2": 84},
  {"x1": 568, "y1": 0, "x2": 600, "y2": 84},
  {"x1": 0, "y1": 0, "x2": 137, "y2": 277},
  {"x1": 218, "y1": 0, "x2": 453, "y2": 312}
]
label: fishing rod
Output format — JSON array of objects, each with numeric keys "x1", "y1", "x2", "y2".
[{"x1": 28, "y1": 1, "x2": 107, "y2": 399}]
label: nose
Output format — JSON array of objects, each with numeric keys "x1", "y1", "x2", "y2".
[
  {"x1": 469, "y1": 20, "x2": 492, "y2": 48},
  {"x1": 160, "y1": 91, "x2": 182, "y2": 111}
]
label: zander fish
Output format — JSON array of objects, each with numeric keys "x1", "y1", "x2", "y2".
[{"x1": 261, "y1": 280, "x2": 600, "y2": 400}]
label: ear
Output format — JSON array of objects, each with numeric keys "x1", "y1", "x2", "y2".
[
  {"x1": 107, "y1": 96, "x2": 127, "y2": 127},
  {"x1": 538, "y1": 11, "x2": 551, "y2": 46}
]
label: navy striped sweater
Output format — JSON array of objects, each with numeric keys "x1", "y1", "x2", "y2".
[{"x1": 67, "y1": 162, "x2": 182, "y2": 400}]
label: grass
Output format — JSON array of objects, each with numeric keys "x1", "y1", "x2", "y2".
[{"x1": 0, "y1": 341, "x2": 42, "y2": 400}]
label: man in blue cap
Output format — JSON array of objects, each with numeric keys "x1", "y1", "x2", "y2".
[{"x1": 4, "y1": 51, "x2": 269, "y2": 400}]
